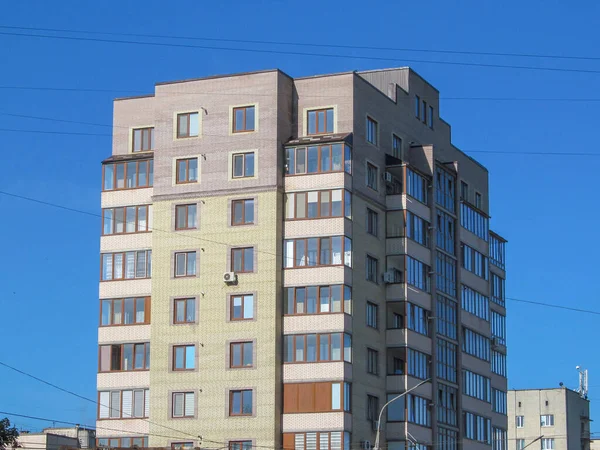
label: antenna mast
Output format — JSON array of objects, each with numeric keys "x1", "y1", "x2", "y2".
[{"x1": 576, "y1": 366, "x2": 589, "y2": 399}]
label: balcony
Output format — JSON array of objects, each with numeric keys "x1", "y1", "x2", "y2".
[{"x1": 386, "y1": 329, "x2": 432, "y2": 354}]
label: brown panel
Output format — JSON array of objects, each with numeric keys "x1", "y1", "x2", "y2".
[
  {"x1": 283, "y1": 383, "x2": 299, "y2": 413},
  {"x1": 145, "y1": 297, "x2": 151, "y2": 323},
  {"x1": 297, "y1": 383, "x2": 315, "y2": 412},
  {"x1": 315, "y1": 382, "x2": 332, "y2": 412},
  {"x1": 282, "y1": 434, "x2": 295, "y2": 450}
]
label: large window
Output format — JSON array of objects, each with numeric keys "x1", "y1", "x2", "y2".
[
  {"x1": 174, "y1": 298, "x2": 195, "y2": 324},
  {"x1": 407, "y1": 256, "x2": 431, "y2": 292},
  {"x1": 366, "y1": 117, "x2": 378, "y2": 145},
  {"x1": 176, "y1": 113, "x2": 199, "y2": 138},
  {"x1": 490, "y1": 233, "x2": 506, "y2": 269},
  {"x1": 492, "y1": 350, "x2": 507, "y2": 377},
  {"x1": 307, "y1": 108, "x2": 334, "y2": 135},
  {"x1": 367, "y1": 348, "x2": 379, "y2": 375},
  {"x1": 232, "y1": 152, "x2": 255, "y2": 178},
  {"x1": 97, "y1": 438, "x2": 148, "y2": 448},
  {"x1": 436, "y1": 210, "x2": 455, "y2": 254},
  {"x1": 463, "y1": 328, "x2": 490, "y2": 361},
  {"x1": 284, "y1": 285, "x2": 351, "y2": 315},
  {"x1": 176, "y1": 158, "x2": 199, "y2": 184},
  {"x1": 172, "y1": 392, "x2": 195, "y2": 418},
  {"x1": 229, "y1": 442, "x2": 252, "y2": 450},
  {"x1": 366, "y1": 255, "x2": 378, "y2": 283},
  {"x1": 284, "y1": 432, "x2": 350, "y2": 450},
  {"x1": 436, "y1": 167, "x2": 455, "y2": 212},
  {"x1": 284, "y1": 236, "x2": 352, "y2": 268},
  {"x1": 103, "y1": 159, "x2": 153, "y2": 191},
  {"x1": 492, "y1": 388, "x2": 507, "y2": 414},
  {"x1": 98, "y1": 389, "x2": 149, "y2": 419},
  {"x1": 491, "y1": 273, "x2": 506, "y2": 306},
  {"x1": 232, "y1": 247, "x2": 254, "y2": 273},
  {"x1": 283, "y1": 382, "x2": 351, "y2": 413},
  {"x1": 461, "y1": 243, "x2": 489, "y2": 279},
  {"x1": 230, "y1": 342, "x2": 253, "y2": 368},
  {"x1": 407, "y1": 303, "x2": 429, "y2": 335},
  {"x1": 174, "y1": 251, "x2": 196, "y2": 277},
  {"x1": 407, "y1": 168, "x2": 428, "y2": 204},
  {"x1": 464, "y1": 412, "x2": 491, "y2": 445},
  {"x1": 438, "y1": 428, "x2": 457, "y2": 450},
  {"x1": 285, "y1": 144, "x2": 352, "y2": 175},
  {"x1": 407, "y1": 348, "x2": 430, "y2": 379},
  {"x1": 407, "y1": 394, "x2": 431, "y2": 426},
  {"x1": 436, "y1": 295, "x2": 457, "y2": 340},
  {"x1": 100, "y1": 297, "x2": 150, "y2": 326},
  {"x1": 231, "y1": 294, "x2": 254, "y2": 320},
  {"x1": 492, "y1": 311, "x2": 506, "y2": 345},
  {"x1": 101, "y1": 250, "x2": 152, "y2": 281},
  {"x1": 132, "y1": 127, "x2": 154, "y2": 152},
  {"x1": 232, "y1": 199, "x2": 255, "y2": 225},
  {"x1": 229, "y1": 390, "x2": 253, "y2": 416},
  {"x1": 99, "y1": 343, "x2": 150, "y2": 372},
  {"x1": 541, "y1": 439, "x2": 554, "y2": 450},
  {"x1": 493, "y1": 433, "x2": 506, "y2": 450},
  {"x1": 285, "y1": 189, "x2": 351, "y2": 220},
  {"x1": 284, "y1": 333, "x2": 352, "y2": 363},
  {"x1": 462, "y1": 285, "x2": 490, "y2": 321},
  {"x1": 464, "y1": 370, "x2": 491, "y2": 402},
  {"x1": 438, "y1": 383, "x2": 458, "y2": 426},
  {"x1": 436, "y1": 252, "x2": 457, "y2": 297},
  {"x1": 461, "y1": 203, "x2": 489, "y2": 241},
  {"x1": 437, "y1": 339, "x2": 457, "y2": 383},
  {"x1": 102, "y1": 205, "x2": 151, "y2": 235},
  {"x1": 233, "y1": 105, "x2": 256, "y2": 133},
  {"x1": 175, "y1": 204, "x2": 197, "y2": 230},
  {"x1": 407, "y1": 212, "x2": 430, "y2": 247},
  {"x1": 173, "y1": 345, "x2": 196, "y2": 371},
  {"x1": 387, "y1": 393, "x2": 404, "y2": 422}
]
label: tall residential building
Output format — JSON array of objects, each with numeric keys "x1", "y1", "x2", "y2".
[
  {"x1": 97, "y1": 67, "x2": 507, "y2": 450},
  {"x1": 508, "y1": 388, "x2": 591, "y2": 450}
]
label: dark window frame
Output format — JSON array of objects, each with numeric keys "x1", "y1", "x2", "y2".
[
  {"x1": 174, "y1": 251, "x2": 197, "y2": 278},
  {"x1": 307, "y1": 108, "x2": 334, "y2": 135},
  {"x1": 229, "y1": 389, "x2": 253, "y2": 416},
  {"x1": 233, "y1": 105, "x2": 256, "y2": 133},
  {"x1": 176, "y1": 112, "x2": 199, "y2": 138},
  {"x1": 231, "y1": 199, "x2": 255, "y2": 226},
  {"x1": 172, "y1": 345, "x2": 195, "y2": 371},
  {"x1": 176, "y1": 158, "x2": 199, "y2": 184},
  {"x1": 132, "y1": 127, "x2": 154, "y2": 152},
  {"x1": 175, "y1": 204, "x2": 197, "y2": 230},
  {"x1": 230, "y1": 341, "x2": 254, "y2": 368}
]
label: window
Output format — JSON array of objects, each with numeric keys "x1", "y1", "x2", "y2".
[
  {"x1": 436, "y1": 210, "x2": 455, "y2": 254},
  {"x1": 176, "y1": 158, "x2": 199, "y2": 184},
  {"x1": 232, "y1": 152, "x2": 255, "y2": 178},
  {"x1": 367, "y1": 349, "x2": 379, "y2": 375},
  {"x1": 407, "y1": 303, "x2": 429, "y2": 335},
  {"x1": 97, "y1": 438, "x2": 149, "y2": 448},
  {"x1": 387, "y1": 394, "x2": 404, "y2": 422},
  {"x1": 283, "y1": 333, "x2": 352, "y2": 363},
  {"x1": 407, "y1": 211, "x2": 430, "y2": 247},
  {"x1": 285, "y1": 143, "x2": 352, "y2": 176},
  {"x1": 366, "y1": 163, "x2": 378, "y2": 190},
  {"x1": 366, "y1": 117, "x2": 378, "y2": 145},
  {"x1": 460, "y1": 181, "x2": 469, "y2": 200},
  {"x1": 464, "y1": 411, "x2": 491, "y2": 444},
  {"x1": 172, "y1": 443, "x2": 194, "y2": 450},
  {"x1": 177, "y1": 112, "x2": 199, "y2": 138},
  {"x1": 517, "y1": 439, "x2": 525, "y2": 450},
  {"x1": 101, "y1": 250, "x2": 152, "y2": 281},
  {"x1": 103, "y1": 159, "x2": 153, "y2": 191},
  {"x1": 493, "y1": 428, "x2": 507, "y2": 450},
  {"x1": 475, "y1": 192, "x2": 482, "y2": 209},
  {"x1": 436, "y1": 295, "x2": 457, "y2": 340},
  {"x1": 492, "y1": 311, "x2": 506, "y2": 345},
  {"x1": 230, "y1": 294, "x2": 254, "y2": 320},
  {"x1": 516, "y1": 416, "x2": 524, "y2": 428},
  {"x1": 232, "y1": 199, "x2": 254, "y2": 225},
  {"x1": 132, "y1": 127, "x2": 154, "y2": 152},
  {"x1": 102, "y1": 205, "x2": 151, "y2": 235},
  {"x1": 233, "y1": 106, "x2": 256, "y2": 133},
  {"x1": 461, "y1": 243, "x2": 489, "y2": 279},
  {"x1": 407, "y1": 256, "x2": 431, "y2": 292},
  {"x1": 407, "y1": 394, "x2": 431, "y2": 426},
  {"x1": 436, "y1": 253, "x2": 457, "y2": 297},
  {"x1": 284, "y1": 236, "x2": 352, "y2": 268},
  {"x1": 230, "y1": 342, "x2": 253, "y2": 368},
  {"x1": 284, "y1": 285, "x2": 351, "y2": 315},
  {"x1": 232, "y1": 247, "x2": 254, "y2": 273},
  {"x1": 415, "y1": 95, "x2": 420, "y2": 118},
  {"x1": 422, "y1": 100, "x2": 427, "y2": 123},
  {"x1": 428, "y1": 106, "x2": 434, "y2": 129},
  {"x1": 172, "y1": 392, "x2": 195, "y2": 418},
  {"x1": 492, "y1": 388, "x2": 507, "y2": 415},
  {"x1": 392, "y1": 134, "x2": 402, "y2": 158},
  {"x1": 366, "y1": 255, "x2": 378, "y2": 283},
  {"x1": 307, "y1": 108, "x2": 334, "y2": 135},
  {"x1": 284, "y1": 432, "x2": 350, "y2": 450},
  {"x1": 366, "y1": 302, "x2": 378, "y2": 328},
  {"x1": 229, "y1": 389, "x2": 253, "y2": 416},
  {"x1": 438, "y1": 384, "x2": 458, "y2": 426},
  {"x1": 436, "y1": 168, "x2": 455, "y2": 212},
  {"x1": 407, "y1": 168, "x2": 428, "y2": 204},
  {"x1": 367, "y1": 395, "x2": 379, "y2": 422},
  {"x1": 462, "y1": 328, "x2": 490, "y2": 361},
  {"x1": 437, "y1": 338, "x2": 457, "y2": 383},
  {"x1": 461, "y1": 203, "x2": 489, "y2": 241},
  {"x1": 490, "y1": 233, "x2": 506, "y2": 269},
  {"x1": 99, "y1": 343, "x2": 150, "y2": 372},
  {"x1": 491, "y1": 273, "x2": 506, "y2": 306},
  {"x1": 283, "y1": 382, "x2": 351, "y2": 413},
  {"x1": 366, "y1": 208, "x2": 378, "y2": 236},
  {"x1": 407, "y1": 348, "x2": 430, "y2": 379},
  {"x1": 174, "y1": 251, "x2": 196, "y2": 277},
  {"x1": 229, "y1": 442, "x2": 252, "y2": 450},
  {"x1": 462, "y1": 285, "x2": 490, "y2": 321},
  {"x1": 174, "y1": 298, "x2": 196, "y2": 324},
  {"x1": 173, "y1": 345, "x2": 195, "y2": 371},
  {"x1": 100, "y1": 297, "x2": 150, "y2": 326},
  {"x1": 285, "y1": 189, "x2": 351, "y2": 220},
  {"x1": 175, "y1": 204, "x2": 197, "y2": 230},
  {"x1": 541, "y1": 439, "x2": 554, "y2": 450},
  {"x1": 98, "y1": 389, "x2": 149, "y2": 419},
  {"x1": 463, "y1": 370, "x2": 491, "y2": 402},
  {"x1": 492, "y1": 350, "x2": 507, "y2": 377},
  {"x1": 438, "y1": 428, "x2": 457, "y2": 450},
  {"x1": 541, "y1": 415, "x2": 555, "y2": 427}
]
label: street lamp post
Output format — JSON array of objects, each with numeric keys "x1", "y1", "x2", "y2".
[{"x1": 373, "y1": 378, "x2": 431, "y2": 450}]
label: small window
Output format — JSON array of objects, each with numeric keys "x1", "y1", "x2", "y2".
[
  {"x1": 173, "y1": 345, "x2": 195, "y2": 371},
  {"x1": 233, "y1": 106, "x2": 256, "y2": 133},
  {"x1": 366, "y1": 208, "x2": 378, "y2": 236},
  {"x1": 232, "y1": 199, "x2": 254, "y2": 226},
  {"x1": 177, "y1": 113, "x2": 199, "y2": 138},
  {"x1": 541, "y1": 415, "x2": 554, "y2": 427},
  {"x1": 175, "y1": 251, "x2": 196, "y2": 277},
  {"x1": 172, "y1": 443, "x2": 194, "y2": 450},
  {"x1": 516, "y1": 415, "x2": 524, "y2": 428},
  {"x1": 175, "y1": 204, "x2": 197, "y2": 230},
  {"x1": 172, "y1": 392, "x2": 195, "y2": 418},
  {"x1": 392, "y1": 134, "x2": 402, "y2": 159},
  {"x1": 132, "y1": 127, "x2": 154, "y2": 152},
  {"x1": 232, "y1": 152, "x2": 255, "y2": 178},
  {"x1": 366, "y1": 255, "x2": 378, "y2": 283},
  {"x1": 307, "y1": 108, "x2": 334, "y2": 135},
  {"x1": 422, "y1": 100, "x2": 427, "y2": 123},
  {"x1": 366, "y1": 117, "x2": 378, "y2": 145},
  {"x1": 541, "y1": 439, "x2": 554, "y2": 450},
  {"x1": 415, "y1": 96, "x2": 420, "y2": 118},
  {"x1": 174, "y1": 298, "x2": 195, "y2": 324},
  {"x1": 176, "y1": 158, "x2": 199, "y2": 184},
  {"x1": 367, "y1": 395, "x2": 379, "y2": 422},
  {"x1": 231, "y1": 294, "x2": 254, "y2": 320},
  {"x1": 428, "y1": 106, "x2": 434, "y2": 129},
  {"x1": 367, "y1": 348, "x2": 379, "y2": 375},
  {"x1": 366, "y1": 302, "x2": 378, "y2": 329},
  {"x1": 229, "y1": 389, "x2": 253, "y2": 416},
  {"x1": 367, "y1": 163, "x2": 378, "y2": 191},
  {"x1": 229, "y1": 442, "x2": 252, "y2": 450},
  {"x1": 230, "y1": 342, "x2": 253, "y2": 368},
  {"x1": 461, "y1": 181, "x2": 468, "y2": 201},
  {"x1": 475, "y1": 192, "x2": 482, "y2": 209},
  {"x1": 232, "y1": 247, "x2": 254, "y2": 273},
  {"x1": 516, "y1": 439, "x2": 525, "y2": 450}
]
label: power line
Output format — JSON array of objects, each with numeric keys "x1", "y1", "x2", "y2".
[
  {"x1": 506, "y1": 297, "x2": 600, "y2": 316},
  {"x1": 3, "y1": 30, "x2": 600, "y2": 76}
]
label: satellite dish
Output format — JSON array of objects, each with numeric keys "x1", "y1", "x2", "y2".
[{"x1": 559, "y1": 382, "x2": 564, "y2": 387}]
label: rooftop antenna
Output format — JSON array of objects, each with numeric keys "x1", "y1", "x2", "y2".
[{"x1": 576, "y1": 365, "x2": 589, "y2": 399}]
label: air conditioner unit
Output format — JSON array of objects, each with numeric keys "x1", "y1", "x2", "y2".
[
  {"x1": 491, "y1": 337, "x2": 500, "y2": 348},
  {"x1": 383, "y1": 271, "x2": 395, "y2": 284},
  {"x1": 384, "y1": 172, "x2": 393, "y2": 183},
  {"x1": 362, "y1": 441, "x2": 372, "y2": 450},
  {"x1": 223, "y1": 272, "x2": 238, "y2": 284}
]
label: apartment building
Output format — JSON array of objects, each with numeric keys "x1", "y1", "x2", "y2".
[
  {"x1": 97, "y1": 67, "x2": 508, "y2": 450},
  {"x1": 508, "y1": 388, "x2": 590, "y2": 450}
]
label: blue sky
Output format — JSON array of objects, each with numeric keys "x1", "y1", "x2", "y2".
[{"x1": 1, "y1": 0, "x2": 599, "y2": 435}]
